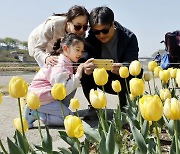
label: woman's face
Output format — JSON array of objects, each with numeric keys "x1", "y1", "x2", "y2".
[
  {"x1": 67, "y1": 15, "x2": 88, "y2": 37},
  {"x1": 92, "y1": 23, "x2": 115, "y2": 43}
]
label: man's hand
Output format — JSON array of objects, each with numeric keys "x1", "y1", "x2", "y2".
[
  {"x1": 111, "y1": 63, "x2": 122, "y2": 75},
  {"x1": 45, "y1": 56, "x2": 58, "y2": 66},
  {"x1": 83, "y1": 58, "x2": 96, "y2": 75}
]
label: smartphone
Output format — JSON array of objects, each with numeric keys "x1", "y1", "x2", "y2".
[{"x1": 92, "y1": 59, "x2": 114, "y2": 70}]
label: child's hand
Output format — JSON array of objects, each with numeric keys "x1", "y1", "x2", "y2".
[{"x1": 76, "y1": 63, "x2": 84, "y2": 79}]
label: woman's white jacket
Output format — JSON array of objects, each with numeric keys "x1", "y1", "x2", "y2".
[{"x1": 28, "y1": 16, "x2": 66, "y2": 67}]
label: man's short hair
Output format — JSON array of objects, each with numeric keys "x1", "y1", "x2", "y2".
[{"x1": 89, "y1": 6, "x2": 114, "y2": 28}]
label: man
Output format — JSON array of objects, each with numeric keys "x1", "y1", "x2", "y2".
[{"x1": 81, "y1": 6, "x2": 140, "y2": 119}]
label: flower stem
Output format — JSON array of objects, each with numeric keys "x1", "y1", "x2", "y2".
[
  {"x1": 18, "y1": 98, "x2": 35, "y2": 152},
  {"x1": 152, "y1": 72, "x2": 156, "y2": 94},
  {"x1": 117, "y1": 92, "x2": 121, "y2": 111},
  {"x1": 147, "y1": 81, "x2": 152, "y2": 95},
  {"x1": 35, "y1": 110, "x2": 43, "y2": 140},
  {"x1": 98, "y1": 109, "x2": 107, "y2": 136},
  {"x1": 59, "y1": 100, "x2": 65, "y2": 120},
  {"x1": 102, "y1": 86, "x2": 108, "y2": 122},
  {"x1": 75, "y1": 109, "x2": 80, "y2": 118},
  {"x1": 155, "y1": 122, "x2": 162, "y2": 154},
  {"x1": 17, "y1": 98, "x2": 26, "y2": 138},
  {"x1": 174, "y1": 120, "x2": 179, "y2": 154},
  {"x1": 125, "y1": 78, "x2": 130, "y2": 95}
]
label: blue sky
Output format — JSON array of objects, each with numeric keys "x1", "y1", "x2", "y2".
[{"x1": 1, "y1": 0, "x2": 180, "y2": 57}]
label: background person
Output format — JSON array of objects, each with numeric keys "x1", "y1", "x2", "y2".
[
  {"x1": 28, "y1": 5, "x2": 89, "y2": 67},
  {"x1": 81, "y1": 6, "x2": 141, "y2": 119},
  {"x1": 25, "y1": 33, "x2": 85, "y2": 128}
]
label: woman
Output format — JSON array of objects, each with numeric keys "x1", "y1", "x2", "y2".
[{"x1": 28, "y1": 5, "x2": 89, "y2": 67}]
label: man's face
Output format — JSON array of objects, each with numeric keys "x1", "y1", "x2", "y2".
[{"x1": 92, "y1": 23, "x2": 115, "y2": 43}]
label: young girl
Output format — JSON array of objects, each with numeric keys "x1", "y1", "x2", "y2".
[{"x1": 25, "y1": 33, "x2": 85, "y2": 128}]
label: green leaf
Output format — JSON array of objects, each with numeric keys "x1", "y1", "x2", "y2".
[
  {"x1": 42, "y1": 126, "x2": 52, "y2": 153},
  {"x1": 15, "y1": 130, "x2": 29, "y2": 153},
  {"x1": 170, "y1": 136, "x2": 176, "y2": 154},
  {"x1": 99, "y1": 133, "x2": 107, "y2": 154},
  {"x1": 59, "y1": 147, "x2": 72, "y2": 154},
  {"x1": 141, "y1": 120, "x2": 149, "y2": 139},
  {"x1": 81, "y1": 139, "x2": 89, "y2": 154},
  {"x1": 34, "y1": 145, "x2": 44, "y2": 151},
  {"x1": 146, "y1": 137, "x2": 156, "y2": 153},
  {"x1": 71, "y1": 142, "x2": 79, "y2": 154},
  {"x1": 163, "y1": 116, "x2": 174, "y2": 136},
  {"x1": 83, "y1": 121, "x2": 101, "y2": 142},
  {"x1": 0, "y1": 139, "x2": 8, "y2": 154},
  {"x1": 52, "y1": 151, "x2": 61, "y2": 154},
  {"x1": 58, "y1": 130, "x2": 74, "y2": 146},
  {"x1": 7, "y1": 137, "x2": 24, "y2": 154},
  {"x1": 129, "y1": 122, "x2": 147, "y2": 154},
  {"x1": 106, "y1": 124, "x2": 115, "y2": 154},
  {"x1": 126, "y1": 108, "x2": 140, "y2": 130}
]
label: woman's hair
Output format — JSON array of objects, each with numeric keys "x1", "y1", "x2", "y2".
[
  {"x1": 89, "y1": 6, "x2": 114, "y2": 28},
  {"x1": 51, "y1": 33, "x2": 85, "y2": 56},
  {"x1": 53, "y1": 5, "x2": 89, "y2": 22}
]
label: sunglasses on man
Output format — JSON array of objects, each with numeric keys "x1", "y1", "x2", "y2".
[
  {"x1": 73, "y1": 24, "x2": 88, "y2": 31},
  {"x1": 92, "y1": 27, "x2": 111, "y2": 35}
]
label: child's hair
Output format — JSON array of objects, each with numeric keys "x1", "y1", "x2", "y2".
[{"x1": 51, "y1": 33, "x2": 85, "y2": 56}]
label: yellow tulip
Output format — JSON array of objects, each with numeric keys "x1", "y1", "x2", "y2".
[
  {"x1": 148, "y1": 121, "x2": 152, "y2": 126},
  {"x1": 9, "y1": 76, "x2": 28, "y2": 98},
  {"x1": 154, "y1": 66, "x2": 162, "y2": 77},
  {"x1": 0, "y1": 92, "x2": 2, "y2": 105},
  {"x1": 51, "y1": 83, "x2": 66, "y2": 100},
  {"x1": 169, "y1": 68, "x2": 177, "y2": 79},
  {"x1": 159, "y1": 70, "x2": 170, "y2": 83},
  {"x1": 148, "y1": 61, "x2": 158, "y2": 72},
  {"x1": 119, "y1": 66, "x2": 129, "y2": 78},
  {"x1": 164, "y1": 98, "x2": 180, "y2": 120},
  {"x1": 153, "y1": 127, "x2": 161, "y2": 134},
  {"x1": 129, "y1": 93, "x2": 135, "y2": 101},
  {"x1": 129, "y1": 60, "x2": 142, "y2": 76},
  {"x1": 26, "y1": 92, "x2": 41, "y2": 110},
  {"x1": 89, "y1": 89, "x2": 107, "y2": 109},
  {"x1": 14, "y1": 117, "x2": 28, "y2": 133},
  {"x1": 159, "y1": 89, "x2": 171, "y2": 102},
  {"x1": 139, "y1": 95, "x2": 163, "y2": 121},
  {"x1": 129, "y1": 78, "x2": 145, "y2": 96},
  {"x1": 70, "y1": 98, "x2": 80, "y2": 110},
  {"x1": 143, "y1": 73, "x2": 151, "y2": 81},
  {"x1": 93, "y1": 68, "x2": 108, "y2": 86},
  {"x1": 112, "y1": 80, "x2": 121, "y2": 93},
  {"x1": 176, "y1": 69, "x2": 180, "y2": 87},
  {"x1": 64, "y1": 115, "x2": 84, "y2": 138}
]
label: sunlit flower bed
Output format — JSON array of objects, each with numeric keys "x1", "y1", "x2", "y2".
[{"x1": 0, "y1": 60, "x2": 180, "y2": 153}]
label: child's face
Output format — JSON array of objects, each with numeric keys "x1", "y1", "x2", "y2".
[{"x1": 66, "y1": 42, "x2": 84, "y2": 62}]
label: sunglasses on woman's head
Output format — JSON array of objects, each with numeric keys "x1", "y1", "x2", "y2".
[
  {"x1": 92, "y1": 27, "x2": 111, "y2": 35},
  {"x1": 73, "y1": 24, "x2": 88, "y2": 31}
]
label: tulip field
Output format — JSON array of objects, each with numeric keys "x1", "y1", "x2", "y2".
[{"x1": 0, "y1": 60, "x2": 180, "y2": 154}]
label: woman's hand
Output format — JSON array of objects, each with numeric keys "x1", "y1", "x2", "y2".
[
  {"x1": 111, "y1": 63, "x2": 122, "y2": 75},
  {"x1": 45, "y1": 56, "x2": 58, "y2": 66},
  {"x1": 83, "y1": 58, "x2": 96, "y2": 75}
]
